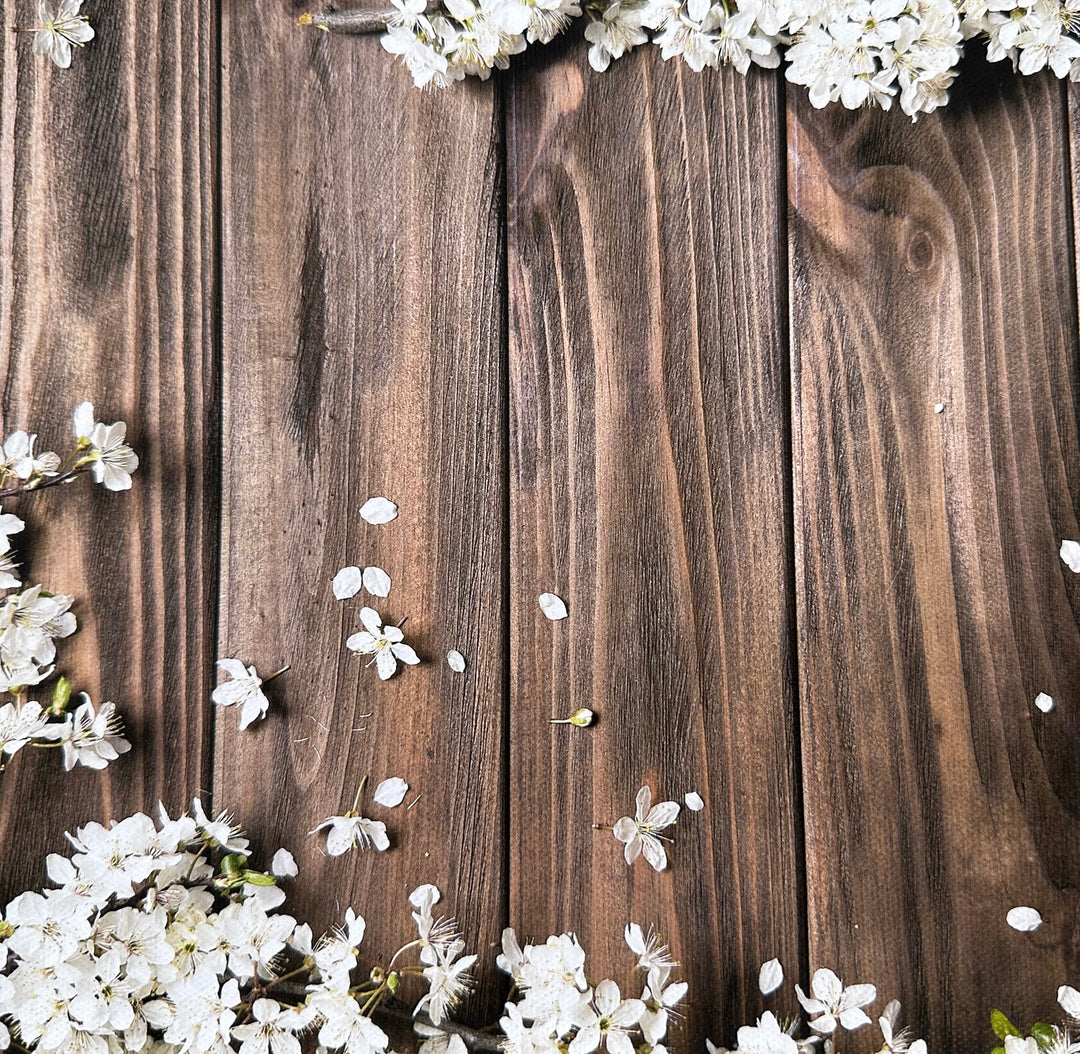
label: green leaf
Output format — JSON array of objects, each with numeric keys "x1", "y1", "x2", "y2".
[
  {"x1": 991, "y1": 1046, "x2": 1006, "y2": 1054},
  {"x1": 991, "y1": 1010, "x2": 1022, "y2": 1040},
  {"x1": 1030, "y1": 1022, "x2": 1057, "y2": 1048}
]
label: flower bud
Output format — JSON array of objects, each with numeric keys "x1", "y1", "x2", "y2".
[{"x1": 50, "y1": 675, "x2": 72, "y2": 715}]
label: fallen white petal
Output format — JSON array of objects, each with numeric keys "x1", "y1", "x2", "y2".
[
  {"x1": 374, "y1": 777, "x2": 409, "y2": 808},
  {"x1": 684, "y1": 791, "x2": 705, "y2": 811},
  {"x1": 447, "y1": 650, "x2": 466, "y2": 673},
  {"x1": 758, "y1": 958, "x2": 784, "y2": 996},
  {"x1": 1059, "y1": 985, "x2": 1080, "y2": 1019},
  {"x1": 363, "y1": 565, "x2": 391, "y2": 597},
  {"x1": 271, "y1": 848, "x2": 298, "y2": 878},
  {"x1": 360, "y1": 497, "x2": 399, "y2": 525},
  {"x1": 1006, "y1": 906, "x2": 1042, "y2": 932},
  {"x1": 933, "y1": 402, "x2": 945, "y2": 414},
  {"x1": 1035, "y1": 692, "x2": 1055, "y2": 714},
  {"x1": 333, "y1": 566, "x2": 363, "y2": 600},
  {"x1": 1061, "y1": 540, "x2": 1080, "y2": 573},
  {"x1": 538, "y1": 592, "x2": 568, "y2": 620}
]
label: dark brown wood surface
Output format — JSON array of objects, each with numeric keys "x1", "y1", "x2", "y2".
[
  {"x1": 0, "y1": 0, "x2": 216, "y2": 889},
  {"x1": 507, "y1": 53, "x2": 804, "y2": 1046},
  {"x1": 1, "y1": 8, "x2": 1079, "y2": 1051},
  {"x1": 217, "y1": 4, "x2": 508, "y2": 1023},
  {"x1": 790, "y1": 62, "x2": 1080, "y2": 1050}
]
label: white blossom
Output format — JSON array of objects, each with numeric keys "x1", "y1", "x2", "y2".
[
  {"x1": 211, "y1": 658, "x2": 271, "y2": 730},
  {"x1": 32, "y1": 0, "x2": 94, "y2": 67},
  {"x1": 73, "y1": 402, "x2": 139, "y2": 491},
  {"x1": 346, "y1": 607, "x2": 420, "y2": 679},
  {"x1": 795, "y1": 968, "x2": 876, "y2": 1033},
  {"x1": 612, "y1": 785, "x2": 680, "y2": 871},
  {"x1": 53, "y1": 694, "x2": 130, "y2": 771},
  {"x1": 311, "y1": 811, "x2": 390, "y2": 856}
]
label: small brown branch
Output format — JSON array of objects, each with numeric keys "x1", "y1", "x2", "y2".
[
  {"x1": 0, "y1": 464, "x2": 87, "y2": 500},
  {"x1": 297, "y1": 8, "x2": 395, "y2": 34}
]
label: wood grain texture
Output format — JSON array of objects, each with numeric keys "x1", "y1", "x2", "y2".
[
  {"x1": 508, "y1": 50, "x2": 803, "y2": 1051},
  {"x1": 0, "y1": 0, "x2": 217, "y2": 899},
  {"x1": 218, "y1": 3, "x2": 507, "y2": 1023},
  {"x1": 789, "y1": 61, "x2": 1080, "y2": 1050}
]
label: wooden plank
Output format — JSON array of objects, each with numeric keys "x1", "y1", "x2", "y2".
[
  {"x1": 508, "y1": 53, "x2": 803, "y2": 1048},
  {"x1": 217, "y1": 16, "x2": 507, "y2": 1024},
  {"x1": 790, "y1": 62, "x2": 1080, "y2": 1049},
  {"x1": 0, "y1": 0, "x2": 217, "y2": 899}
]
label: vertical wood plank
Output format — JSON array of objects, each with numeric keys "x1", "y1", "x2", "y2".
[
  {"x1": 790, "y1": 63, "x2": 1080, "y2": 1048},
  {"x1": 0, "y1": 0, "x2": 217, "y2": 897},
  {"x1": 218, "y1": 7, "x2": 507, "y2": 1024},
  {"x1": 508, "y1": 52, "x2": 803, "y2": 1048}
]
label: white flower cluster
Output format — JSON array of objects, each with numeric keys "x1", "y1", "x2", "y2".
[
  {"x1": 495, "y1": 923, "x2": 687, "y2": 1054},
  {"x1": 379, "y1": 0, "x2": 1080, "y2": 117},
  {"x1": 707, "y1": 962, "x2": 926, "y2": 1054},
  {"x1": 0, "y1": 802, "x2": 477, "y2": 1054},
  {"x1": 0, "y1": 404, "x2": 138, "y2": 774}
]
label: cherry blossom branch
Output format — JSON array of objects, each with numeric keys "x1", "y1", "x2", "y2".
[{"x1": 0, "y1": 462, "x2": 88, "y2": 498}]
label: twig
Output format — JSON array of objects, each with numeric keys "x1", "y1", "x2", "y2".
[{"x1": 297, "y1": 9, "x2": 395, "y2": 34}]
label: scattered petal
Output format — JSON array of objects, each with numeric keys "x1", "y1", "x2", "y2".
[
  {"x1": 1035, "y1": 692, "x2": 1055, "y2": 714},
  {"x1": 333, "y1": 566, "x2": 363, "y2": 600},
  {"x1": 684, "y1": 791, "x2": 705, "y2": 811},
  {"x1": 363, "y1": 565, "x2": 392, "y2": 597},
  {"x1": 1059, "y1": 985, "x2": 1080, "y2": 1019},
  {"x1": 360, "y1": 496, "x2": 399, "y2": 524},
  {"x1": 271, "y1": 848, "x2": 298, "y2": 878},
  {"x1": 759, "y1": 958, "x2": 784, "y2": 996},
  {"x1": 933, "y1": 402, "x2": 945, "y2": 414},
  {"x1": 1061, "y1": 540, "x2": 1080, "y2": 573},
  {"x1": 447, "y1": 650, "x2": 466, "y2": 673},
  {"x1": 538, "y1": 592, "x2": 568, "y2": 620},
  {"x1": 1006, "y1": 906, "x2": 1043, "y2": 932},
  {"x1": 374, "y1": 777, "x2": 409, "y2": 808}
]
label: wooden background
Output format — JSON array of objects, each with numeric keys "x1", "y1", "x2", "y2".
[{"x1": 0, "y1": 2, "x2": 1078, "y2": 1050}]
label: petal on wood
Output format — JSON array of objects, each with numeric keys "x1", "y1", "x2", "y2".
[
  {"x1": 1060, "y1": 539, "x2": 1080, "y2": 572},
  {"x1": 362, "y1": 565, "x2": 391, "y2": 597},
  {"x1": 359, "y1": 496, "x2": 399, "y2": 524},
  {"x1": 684, "y1": 791, "x2": 705, "y2": 811},
  {"x1": 374, "y1": 777, "x2": 409, "y2": 807},
  {"x1": 271, "y1": 848, "x2": 298, "y2": 877},
  {"x1": 447, "y1": 649, "x2": 466, "y2": 673},
  {"x1": 1006, "y1": 906, "x2": 1043, "y2": 931},
  {"x1": 333, "y1": 566, "x2": 363, "y2": 600},
  {"x1": 759, "y1": 957, "x2": 784, "y2": 995},
  {"x1": 538, "y1": 592, "x2": 568, "y2": 620},
  {"x1": 1035, "y1": 692, "x2": 1055, "y2": 713}
]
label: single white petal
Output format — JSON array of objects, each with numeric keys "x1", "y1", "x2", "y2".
[
  {"x1": 624, "y1": 923, "x2": 645, "y2": 955},
  {"x1": 324, "y1": 819, "x2": 358, "y2": 856},
  {"x1": 759, "y1": 958, "x2": 784, "y2": 995},
  {"x1": 375, "y1": 649, "x2": 397, "y2": 680},
  {"x1": 837, "y1": 1006, "x2": 872, "y2": 1031},
  {"x1": 1060, "y1": 540, "x2": 1080, "y2": 572},
  {"x1": 271, "y1": 848, "x2": 298, "y2": 877},
  {"x1": 447, "y1": 649, "x2": 466, "y2": 673},
  {"x1": 1007, "y1": 906, "x2": 1043, "y2": 931},
  {"x1": 373, "y1": 777, "x2": 409, "y2": 807},
  {"x1": 613, "y1": 817, "x2": 638, "y2": 844},
  {"x1": 839, "y1": 983, "x2": 876, "y2": 1010},
  {"x1": 640, "y1": 834, "x2": 668, "y2": 872},
  {"x1": 346, "y1": 631, "x2": 378, "y2": 654},
  {"x1": 1035, "y1": 692, "x2": 1055, "y2": 713},
  {"x1": 216, "y1": 657, "x2": 250, "y2": 679},
  {"x1": 684, "y1": 790, "x2": 705, "y2": 811},
  {"x1": 810, "y1": 968, "x2": 843, "y2": 1004},
  {"x1": 363, "y1": 566, "x2": 392, "y2": 597},
  {"x1": 809, "y1": 1013, "x2": 838, "y2": 1035},
  {"x1": 359, "y1": 606, "x2": 383, "y2": 633},
  {"x1": 391, "y1": 643, "x2": 420, "y2": 665},
  {"x1": 594, "y1": 980, "x2": 621, "y2": 1017},
  {"x1": 360, "y1": 496, "x2": 399, "y2": 524},
  {"x1": 635, "y1": 785, "x2": 653, "y2": 821},
  {"x1": 538, "y1": 592, "x2": 568, "y2": 620},
  {"x1": 333, "y1": 566, "x2": 363, "y2": 600},
  {"x1": 1058, "y1": 984, "x2": 1080, "y2": 1019},
  {"x1": 645, "y1": 801, "x2": 681, "y2": 829}
]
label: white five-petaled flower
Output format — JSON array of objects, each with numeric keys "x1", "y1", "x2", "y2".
[
  {"x1": 73, "y1": 401, "x2": 139, "y2": 491},
  {"x1": 795, "y1": 967, "x2": 876, "y2": 1034},
  {"x1": 211, "y1": 658, "x2": 271, "y2": 730},
  {"x1": 612, "y1": 785, "x2": 680, "y2": 871},
  {"x1": 568, "y1": 979, "x2": 645, "y2": 1054},
  {"x1": 0, "y1": 700, "x2": 53, "y2": 757},
  {"x1": 346, "y1": 606, "x2": 420, "y2": 680},
  {"x1": 311, "y1": 811, "x2": 390, "y2": 856},
  {"x1": 33, "y1": 0, "x2": 94, "y2": 68},
  {"x1": 231, "y1": 997, "x2": 314, "y2": 1054},
  {"x1": 53, "y1": 693, "x2": 130, "y2": 771}
]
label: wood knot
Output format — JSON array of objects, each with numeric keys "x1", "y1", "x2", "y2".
[{"x1": 904, "y1": 228, "x2": 936, "y2": 274}]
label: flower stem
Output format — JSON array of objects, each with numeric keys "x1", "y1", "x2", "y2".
[{"x1": 297, "y1": 8, "x2": 395, "y2": 33}]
